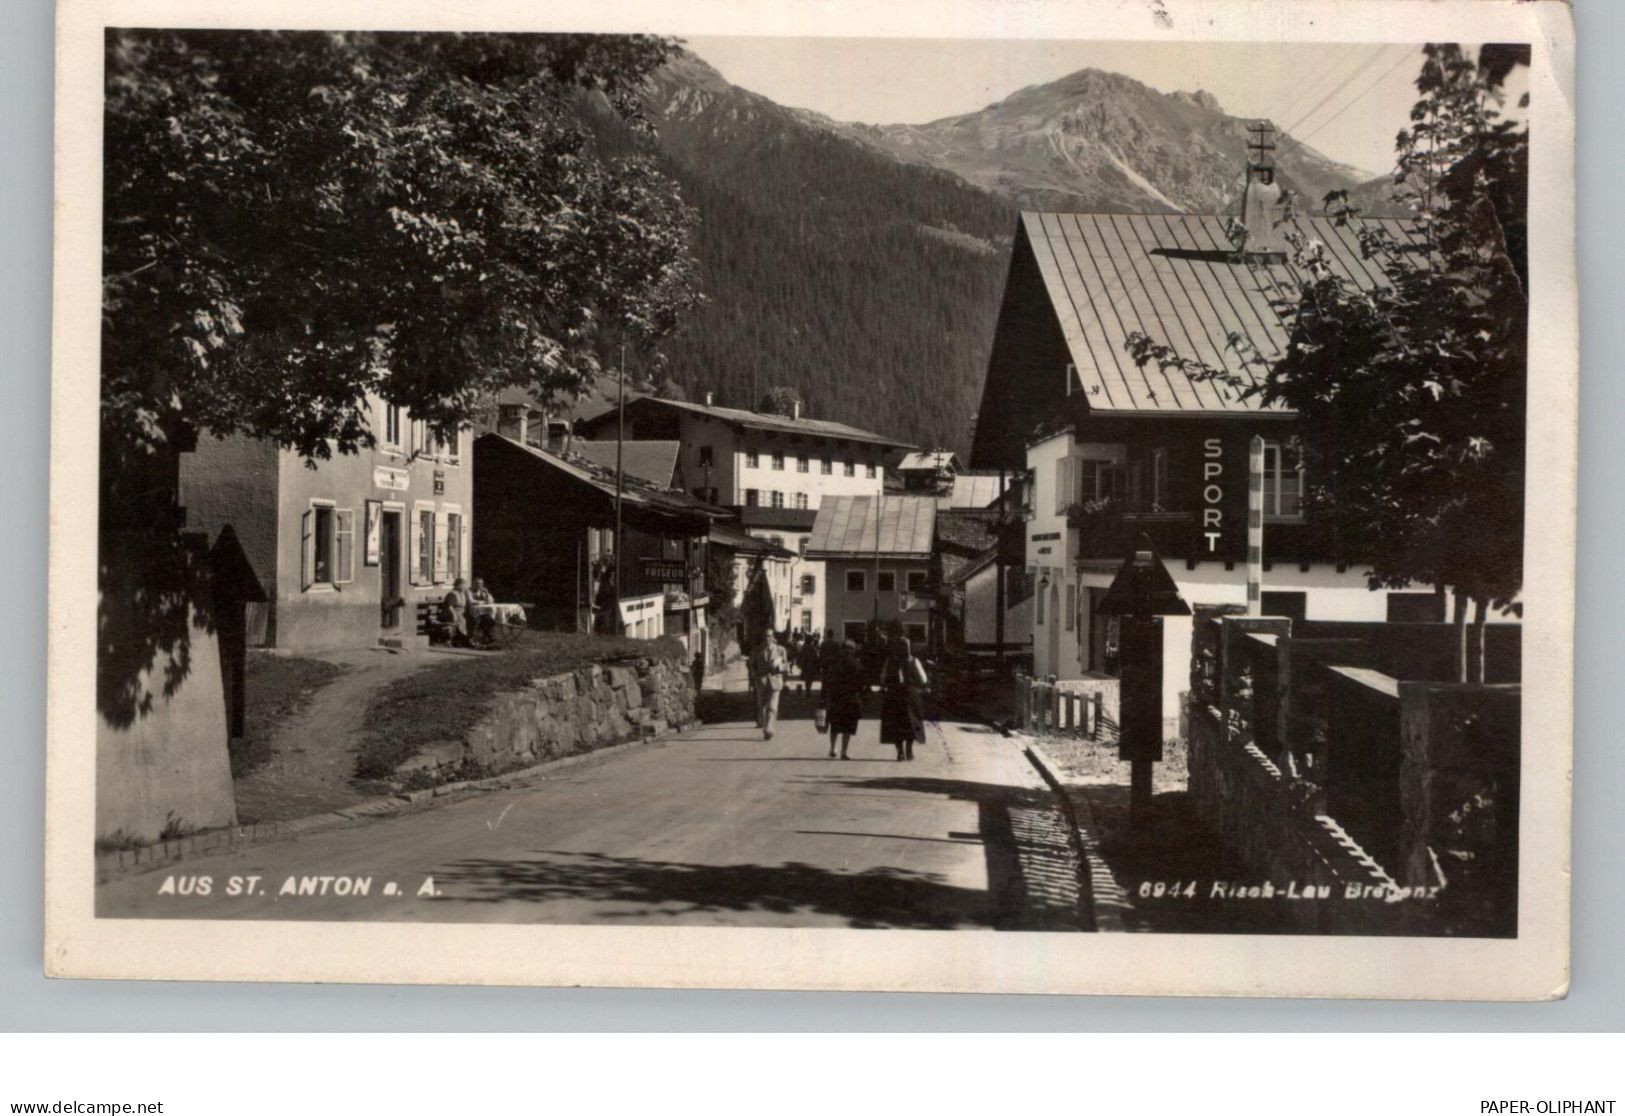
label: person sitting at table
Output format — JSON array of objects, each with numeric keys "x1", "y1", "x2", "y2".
[
  {"x1": 470, "y1": 577, "x2": 494, "y2": 605},
  {"x1": 440, "y1": 578, "x2": 474, "y2": 648}
]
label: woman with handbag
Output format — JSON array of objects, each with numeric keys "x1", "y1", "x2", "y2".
[
  {"x1": 821, "y1": 640, "x2": 866, "y2": 760},
  {"x1": 878, "y1": 635, "x2": 928, "y2": 761}
]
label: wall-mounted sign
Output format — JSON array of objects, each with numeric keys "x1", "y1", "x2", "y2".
[
  {"x1": 433, "y1": 469, "x2": 446, "y2": 495},
  {"x1": 641, "y1": 558, "x2": 689, "y2": 585},
  {"x1": 1195, "y1": 436, "x2": 1243, "y2": 560},
  {"x1": 373, "y1": 465, "x2": 409, "y2": 492}
]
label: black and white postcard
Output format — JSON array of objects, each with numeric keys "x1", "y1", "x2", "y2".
[{"x1": 45, "y1": 0, "x2": 1576, "y2": 998}]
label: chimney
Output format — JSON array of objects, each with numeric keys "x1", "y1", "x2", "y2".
[
  {"x1": 1239, "y1": 121, "x2": 1288, "y2": 259},
  {"x1": 497, "y1": 404, "x2": 529, "y2": 445},
  {"x1": 704, "y1": 391, "x2": 713, "y2": 407},
  {"x1": 792, "y1": 400, "x2": 802, "y2": 421}
]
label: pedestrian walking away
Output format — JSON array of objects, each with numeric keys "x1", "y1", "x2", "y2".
[
  {"x1": 822, "y1": 639, "x2": 867, "y2": 759},
  {"x1": 752, "y1": 630, "x2": 790, "y2": 740},
  {"x1": 879, "y1": 635, "x2": 928, "y2": 761}
]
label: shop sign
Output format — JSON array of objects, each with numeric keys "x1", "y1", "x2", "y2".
[{"x1": 373, "y1": 465, "x2": 409, "y2": 492}]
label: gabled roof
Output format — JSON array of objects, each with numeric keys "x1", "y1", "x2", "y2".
[
  {"x1": 568, "y1": 440, "x2": 680, "y2": 489},
  {"x1": 806, "y1": 495, "x2": 936, "y2": 560},
  {"x1": 475, "y1": 433, "x2": 726, "y2": 523},
  {"x1": 936, "y1": 472, "x2": 1004, "y2": 510},
  {"x1": 899, "y1": 450, "x2": 961, "y2": 473},
  {"x1": 586, "y1": 396, "x2": 914, "y2": 451},
  {"x1": 1017, "y1": 210, "x2": 1421, "y2": 415},
  {"x1": 737, "y1": 507, "x2": 818, "y2": 532},
  {"x1": 709, "y1": 521, "x2": 795, "y2": 559}
]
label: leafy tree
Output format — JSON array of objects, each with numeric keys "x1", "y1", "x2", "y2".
[
  {"x1": 654, "y1": 376, "x2": 688, "y2": 401},
  {"x1": 1126, "y1": 44, "x2": 1528, "y2": 679},
  {"x1": 756, "y1": 386, "x2": 805, "y2": 416},
  {"x1": 102, "y1": 30, "x2": 701, "y2": 471}
]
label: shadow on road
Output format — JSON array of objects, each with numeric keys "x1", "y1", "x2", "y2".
[{"x1": 431, "y1": 770, "x2": 1087, "y2": 931}]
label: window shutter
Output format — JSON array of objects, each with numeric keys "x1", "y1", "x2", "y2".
[
  {"x1": 409, "y1": 510, "x2": 423, "y2": 586},
  {"x1": 460, "y1": 515, "x2": 471, "y2": 583},
  {"x1": 301, "y1": 509, "x2": 314, "y2": 590},
  {"x1": 335, "y1": 510, "x2": 355, "y2": 584},
  {"x1": 433, "y1": 512, "x2": 449, "y2": 582}
]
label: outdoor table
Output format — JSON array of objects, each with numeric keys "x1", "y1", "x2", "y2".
[{"x1": 471, "y1": 602, "x2": 527, "y2": 626}]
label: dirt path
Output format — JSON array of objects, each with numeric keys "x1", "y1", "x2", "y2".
[{"x1": 233, "y1": 647, "x2": 452, "y2": 824}]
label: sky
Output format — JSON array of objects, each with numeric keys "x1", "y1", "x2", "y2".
[{"x1": 682, "y1": 38, "x2": 1441, "y2": 177}]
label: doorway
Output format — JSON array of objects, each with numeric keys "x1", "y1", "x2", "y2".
[
  {"x1": 380, "y1": 508, "x2": 403, "y2": 632},
  {"x1": 1046, "y1": 579, "x2": 1061, "y2": 676}
]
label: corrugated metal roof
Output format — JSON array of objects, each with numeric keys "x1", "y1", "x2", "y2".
[
  {"x1": 477, "y1": 434, "x2": 725, "y2": 521},
  {"x1": 937, "y1": 473, "x2": 1003, "y2": 509},
  {"x1": 899, "y1": 451, "x2": 961, "y2": 472},
  {"x1": 806, "y1": 495, "x2": 936, "y2": 559},
  {"x1": 609, "y1": 397, "x2": 915, "y2": 450},
  {"x1": 568, "y1": 440, "x2": 680, "y2": 488},
  {"x1": 1020, "y1": 210, "x2": 1422, "y2": 414}
]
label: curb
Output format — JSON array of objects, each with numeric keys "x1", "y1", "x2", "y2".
[
  {"x1": 1021, "y1": 738, "x2": 1134, "y2": 933},
  {"x1": 95, "y1": 719, "x2": 702, "y2": 881}
]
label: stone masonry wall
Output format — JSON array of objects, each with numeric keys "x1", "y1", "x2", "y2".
[
  {"x1": 1187, "y1": 706, "x2": 1403, "y2": 934},
  {"x1": 398, "y1": 656, "x2": 697, "y2": 779}
]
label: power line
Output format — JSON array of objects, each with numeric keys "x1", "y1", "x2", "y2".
[
  {"x1": 1276, "y1": 45, "x2": 1423, "y2": 162},
  {"x1": 1274, "y1": 44, "x2": 1389, "y2": 142},
  {"x1": 1292, "y1": 46, "x2": 1422, "y2": 147}
]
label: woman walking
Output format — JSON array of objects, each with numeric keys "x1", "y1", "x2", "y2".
[
  {"x1": 878, "y1": 635, "x2": 928, "y2": 761},
  {"x1": 821, "y1": 640, "x2": 867, "y2": 760}
]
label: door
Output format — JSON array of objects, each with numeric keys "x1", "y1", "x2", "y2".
[{"x1": 380, "y1": 510, "x2": 403, "y2": 630}]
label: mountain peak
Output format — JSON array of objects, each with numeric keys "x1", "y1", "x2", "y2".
[{"x1": 1172, "y1": 89, "x2": 1222, "y2": 113}]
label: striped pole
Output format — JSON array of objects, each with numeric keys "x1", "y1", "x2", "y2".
[{"x1": 1247, "y1": 435, "x2": 1264, "y2": 615}]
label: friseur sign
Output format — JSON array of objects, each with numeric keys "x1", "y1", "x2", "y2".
[{"x1": 641, "y1": 558, "x2": 689, "y2": 585}]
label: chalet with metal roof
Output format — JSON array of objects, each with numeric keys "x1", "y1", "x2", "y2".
[
  {"x1": 972, "y1": 141, "x2": 1436, "y2": 726},
  {"x1": 806, "y1": 495, "x2": 937, "y2": 648}
]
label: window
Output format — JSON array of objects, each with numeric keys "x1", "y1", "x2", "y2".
[
  {"x1": 800, "y1": 610, "x2": 813, "y2": 632},
  {"x1": 796, "y1": 455, "x2": 808, "y2": 473},
  {"x1": 312, "y1": 506, "x2": 334, "y2": 584},
  {"x1": 771, "y1": 451, "x2": 785, "y2": 471},
  {"x1": 1261, "y1": 441, "x2": 1305, "y2": 519},
  {"x1": 1035, "y1": 578, "x2": 1047, "y2": 624},
  {"x1": 877, "y1": 571, "x2": 896, "y2": 593},
  {"x1": 846, "y1": 570, "x2": 866, "y2": 593},
  {"x1": 418, "y1": 508, "x2": 435, "y2": 583},
  {"x1": 843, "y1": 459, "x2": 855, "y2": 477},
  {"x1": 843, "y1": 620, "x2": 868, "y2": 643},
  {"x1": 302, "y1": 503, "x2": 355, "y2": 589},
  {"x1": 820, "y1": 457, "x2": 832, "y2": 475},
  {"x1": 906, "y1": 571, "x2": 927, "y2": 593},
  {"x1": 435, "y1": 429, "x2": 461, "y2": 464},
  {"x1": 794, "y1": 492, "x2": 808, "y2": 510},
  {"x1": 383, "y1": 404, "x2": 404, "y2": 450},
  {"x1": 771, "y1": 490, "x2": 784, "y2": 508},
  {"x1": 866, "y1": 463, "x2": 877, "y2": 479},
  {"x1": 905, "y1": 623, "x2": 927, "y2": 643},
  {"x1": 1065, "y1": 583, "x2": 1077, "y2": 631},
  {"x1": 800, "y1": 573, "x2": 817, "y2": 595},
  {"x1": 1152, "y1": 447, "x2": 1170, "y2": 510},
  {"x1": 745, "y1": 489, "x2": 759, "y2": 507},
  {"x1": 698, "y1": 445, "x2": 714, "y2": 467},
  {"x1": 446, "y1": 511, "x2": 463, "y2": 582},
  {"x1": 1387, "y1": 592, "x2": 1447, "y2": 622},
  {"x1": 746, "y1": 451, "x2": 759, "y2": 468},
  {"x1": 1261, "y1": 591, "x2": 1307, "y2": 623}
]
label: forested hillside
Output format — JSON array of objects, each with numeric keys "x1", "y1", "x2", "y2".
[{"x1": 636, "y1": 54, "x2": 1017, "y2": 457}]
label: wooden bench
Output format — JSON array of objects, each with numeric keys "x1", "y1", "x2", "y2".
[{"x1": 415, "y1": 600, "x2": 451, "y2": 644}]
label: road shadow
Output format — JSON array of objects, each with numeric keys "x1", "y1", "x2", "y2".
[
  {"x1": 432, "y1": 772, "x2": 1086, "y2": 930},
  {"x1": 434, "y1": 850, "x2": 1001, "y2": 929}
]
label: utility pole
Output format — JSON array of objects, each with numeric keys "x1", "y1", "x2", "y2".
[
  {"x1": 995, "y1": 468, "x2": 1007, "y2": 677},
  {"x1": 615, "y1": 342, "x2": 626, "y2": 606}
]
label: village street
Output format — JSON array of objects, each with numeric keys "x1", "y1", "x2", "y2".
[{"x1": 97, "y1": 669, "x2": 1089, "y2": 929}]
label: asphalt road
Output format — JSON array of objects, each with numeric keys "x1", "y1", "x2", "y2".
[{"x1": 97, "y1": 682, "x2": 1087, "y2": 930}]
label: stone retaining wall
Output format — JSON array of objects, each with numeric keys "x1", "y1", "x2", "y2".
[
  {"x1": 1187, "y1": 705, "x2": 1402, "y2": 934},
  {"x1": 397, "y1": 656, "x2": 697, "y2": 779}
]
